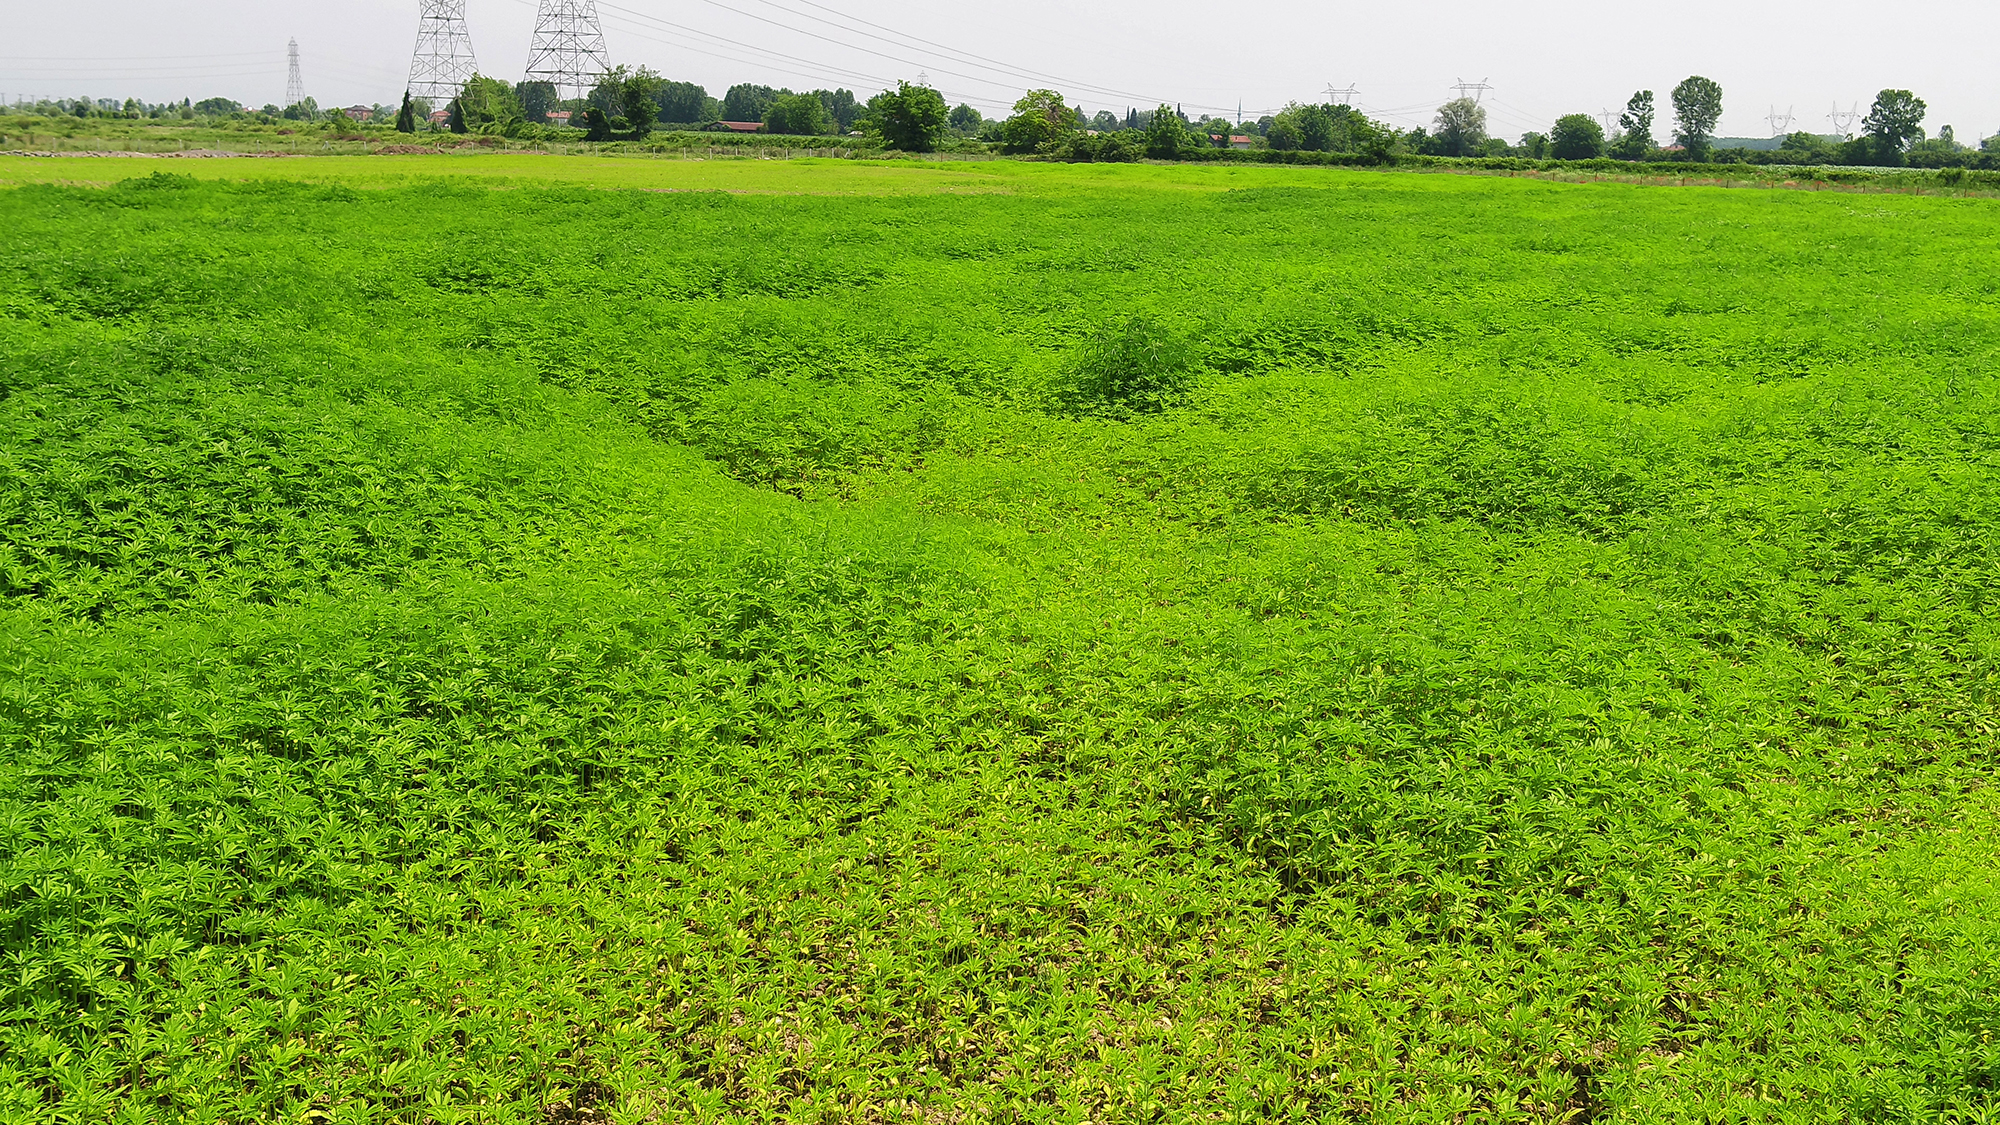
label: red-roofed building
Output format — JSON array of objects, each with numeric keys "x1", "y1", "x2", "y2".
[{"x1": 719, "y1": 120, "x2": 762, "y2": 133}]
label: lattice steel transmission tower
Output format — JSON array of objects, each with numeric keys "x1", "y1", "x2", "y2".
[
  {"x1": 1767, "y1": 105, "x2": 1796, "y2": 136},
  {"x1": 409, "y1": 0, "x2": 480, "y2": 105},
  {"x1": 285, "y1": 39, "x2": 305, "y2": 106},
  {"x1": 524, "y1": 0, "x2": 610, "y2": 103},
  {"x1": 1451, "y1": 78, "x2": 1492, "y2": 104},
  {"x1": 1828, "y1": 102, "x2": 1862, "y2": 140}
]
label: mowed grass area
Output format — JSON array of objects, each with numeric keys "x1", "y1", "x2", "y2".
[
  {"x1": 2, "y1": 157, "x2": 1998, "y2": 1122},
  {"x1": 0, "y1": 152, "x2": 1022, "y2": 195}
]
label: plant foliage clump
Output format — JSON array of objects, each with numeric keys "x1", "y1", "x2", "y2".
[
  {"x1": 1054, "y1": 315, "x2": 1195, "y2": 417},
  {"x1": 864, "y1": 80, "x2": 949, "y2": 152}
]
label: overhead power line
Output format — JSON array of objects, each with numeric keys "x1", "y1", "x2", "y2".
[
  {"x1": 0, "y1": 51, "x2": 273, "y2": 62},
  {"x1": 551, "y1": 0, "x2": 906, "y2": 97},
  {"x1": 604, "y1": 0, "x2": 1247, "y2": 115}
]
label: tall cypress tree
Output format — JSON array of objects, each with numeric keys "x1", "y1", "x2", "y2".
[
  {"x1": 396, "y1": 90, "x2": 417, "y2": 134},
  {"x1": 447, "y1": 97, "x2": 467, "y2": 135}
]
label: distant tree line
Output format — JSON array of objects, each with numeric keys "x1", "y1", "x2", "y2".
[
  {"x1": 1511, "y1": 81, "x2": 1976, "y2": 168},
  {"x1": 13, "y1": 72, "x2": 1997, "y2": 169}
]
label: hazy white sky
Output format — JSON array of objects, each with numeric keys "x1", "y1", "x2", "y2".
[{"x1": 7, "y1": 0, "x2": 1997, "y2": 141}]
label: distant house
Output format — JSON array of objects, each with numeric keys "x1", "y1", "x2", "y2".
[
  {"x1": 1228, "y1": 135, "x2": 1253, "y2": 150},
  {"x1": 1661, "y1": 144, "x2": 1687, "y2": 154},
  {"x1": 719, "y1": 121, "x2": 762, "y2": 133},
  {"x1": 428, "y1": 109, "x2": 450, "y2": 125},
  {"x1": 547, "y1": 110, "x2": 572, "y2": 127},
  {"x1": 344, "y1": 105, "x2": 374, "y2": 122},
  {"x1": 1210, "y1": 134, "x2": 1255, "y2": 150}
]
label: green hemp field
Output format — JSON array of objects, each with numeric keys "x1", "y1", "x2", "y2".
[{"x1": 2, "y1": 155, "x2": 1997, "y2": 1122}]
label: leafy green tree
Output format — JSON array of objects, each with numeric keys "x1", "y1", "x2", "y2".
[
  {"x1": 194, "y1": 97, "x2": 241, "y2": 117},
  {"x1": 867, "y1": 81, "x2": 950, "y2": 152},
  {"x1": 1144, "y1": 103, "x2": 1195, "y2": 158},
  {"x1": 1265, "y1": 102, "x2": 1389, "y2": 157},
  {"x1": 1776, "y1": 130, "x2": 1835, "y2": 164},
  {"x1": 948, "y1": 103, "x2": 982, "y2": 135},
  {"x1": 516, "y1": 81, "x2": 559, "y2": 124},
  {"x1": 1549, "y1": 113, "x2": 1605, "y2": 160},
  {"x1": 1671, "y1": 76, "x2": 1723, "y2": 161},
  {"x1": 585, "y1": 66, "x2": 666, "y2": 136},
  {"x1": 815, "y1": 89, "x2": 859, "y2": 131},
  {"x1": 1520, "y1": 131, "x2": 1549, "y2": 159},
  {"x1": 281, "y1": 97, "x2": 320, "y2": 123},
  {"x1": 619, "y1": 67, "x2": 665, "y2": 137},
  {"x1": 1001, "y1": 89, "x2": 1076, "y2": 153},
  {"x1": 1863, "y1": 89, "x2": 1926, "y2": 165},
  {"x1": 1267, "y1": 102, "x2": 1330, "y2": 150},
  {"x1": 395, "y1": 91, "x2": 417, "y2": 133},
  {"x1": 1091, "y1": 110, "x2": 1121, "y2": 133},
  {"x1": 763, "y1": 93, "x2": 831, "y2": 136},
  {"x1": 654, "y1": 80, "x2": 711, "y2": 125},
  {"x1": 1611, "y1": 90, "x2": 1654, "y2": 159},
  {"x1": 1432, "y1": 97, "x2": 1487, "y2": 156},
  {"x1": 446, "y1": 97, "x2": 466, "y2": 134},
  {"x1": 581, "y1": 106, "x2": 611, "y2": 141},
  {"x1": 455, "y1": 74, "x2": 523, "y2": 135},
  {"x1": 723, "y1": 84, "x2": 781, "y2": 122}
]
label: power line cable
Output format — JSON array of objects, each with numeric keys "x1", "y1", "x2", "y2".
[
  {"x1": 0, "y1": 61, "x2": 291, "y2": 74},
  {"x1": 583, "y1": 2, "x2": 1021, "y2": 113},
  {"x1": 730, "y1": 0, "x2": 1197, "y2": 110},
  {"x1": 0, "y1": 51, "x2": 272, "y2": 61},
  {"x1": 533, "y1": 0, "x2": 907, "y2": 98},
  {"x1": 605, "y1": 0, "x2": 1243, "y2": 115}
]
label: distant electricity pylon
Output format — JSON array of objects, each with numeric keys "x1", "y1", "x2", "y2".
[
  {"x1": 409, "y1": 0, "x2": 480, "y2": 104},
  {"x1": 1326, "y1": 83, "x2": 1359, "y2": 106},
  {"x1": 1451, "y1": 78, "x2": 1492, "y2": 104},
  {"x1": 1598, "y1": 108, "x2": 1618, "y2": 133},
  {"x1": 1828, "y1": 102, "x2": 1861, "y2": 140},
  {"x1": 285, "y1": 39, "x2": 304, "y2": 107},
  {"x1": 1767, "y1": 105, "x2": 1796, "y2": 136},
  {"x1": 524, "y1": 0, "x2": 610, "y2": 102}
]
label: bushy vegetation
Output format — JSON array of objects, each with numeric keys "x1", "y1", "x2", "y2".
[{"x1": 2, "y1": 159, "x2": 1998, "y2": 1121}]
